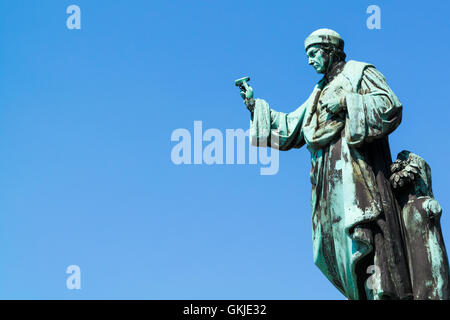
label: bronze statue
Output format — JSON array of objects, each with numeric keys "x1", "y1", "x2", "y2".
[{"x1": 236, "y1": 28, "x2": 449, "y2": 300}]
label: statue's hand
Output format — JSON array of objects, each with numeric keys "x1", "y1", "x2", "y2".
[
  {"x1": 240, "y1": 85, "x2": 255, "y2": 113},
  {"x1": 424, "y1": 198, "x2": 442, "y2": 219},
  {"x1": 322, "y1": 96, "x2": 346, "y2": 115},
  {"x1": 240, "y1": 85, "x2": 254, "y2": 100}
]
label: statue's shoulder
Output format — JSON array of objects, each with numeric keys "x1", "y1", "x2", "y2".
[{"x1": 342, "y1": 60, "x2": 375, "y2": 91}]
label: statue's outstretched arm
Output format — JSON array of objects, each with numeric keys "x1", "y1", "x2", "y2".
[
  {"x1": 235, "y1": 77, "x2": 316, "y2": 150},
  {"x1": 249, "y1": 90, "x2": 317, "y2": 151}
]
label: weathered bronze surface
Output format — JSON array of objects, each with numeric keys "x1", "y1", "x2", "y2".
[{"x1": 237, "y1": 28, "x2": 449, "y2": 300}]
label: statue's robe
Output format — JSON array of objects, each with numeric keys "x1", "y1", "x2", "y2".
[{"x1": 250, "y1": 60, "x2": 413, "y2": 299}]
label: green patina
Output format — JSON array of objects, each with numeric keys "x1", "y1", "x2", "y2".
[{"x1": 237, "y1": 28, "x2": 450, "y2": 300}]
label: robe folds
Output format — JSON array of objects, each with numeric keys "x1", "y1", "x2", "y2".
[{"x1": 250, "y1": 60, "x2": 413, "y2": 299}]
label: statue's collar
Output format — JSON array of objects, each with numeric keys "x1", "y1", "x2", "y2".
[{"x1": 319, "y1": 61, "x2": 346, "y2": 88}]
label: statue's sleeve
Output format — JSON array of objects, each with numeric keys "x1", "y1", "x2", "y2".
[
  {"x1": 250, "y1": 91, "x2": 314, "y2": 151},
  {"x1": 344, "y1": 66, "x2": 402, "y2": 147}
]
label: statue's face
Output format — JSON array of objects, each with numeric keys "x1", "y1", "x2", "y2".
[{"x1": 306, "y1": 45, "x2": 329, "y2": 74}]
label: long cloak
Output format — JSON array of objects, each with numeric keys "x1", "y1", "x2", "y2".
[{"x1": 250, "y1": 60, "x2": 412, "y2": 299}]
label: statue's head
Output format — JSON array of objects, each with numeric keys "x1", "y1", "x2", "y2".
[{"x1": 304, "y1": 28, "x2": 346, "y2": 74}]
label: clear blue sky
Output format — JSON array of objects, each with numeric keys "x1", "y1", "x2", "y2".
[{"x1": 0, "y1": 0, "x2": 449, "y2": 299}]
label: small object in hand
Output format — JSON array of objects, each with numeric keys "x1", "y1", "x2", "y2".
[{"x1": 235, "y1": 76, "x2": 253, "y2": 99}]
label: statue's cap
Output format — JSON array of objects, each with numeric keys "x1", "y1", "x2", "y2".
[{"x1": 304, "y1": 28, "x2": 344, "y2": 51}]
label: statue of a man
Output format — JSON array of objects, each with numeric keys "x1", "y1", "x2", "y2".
[{"x1": 241, "y1": 29, "x2": 414, "y2": 299}]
